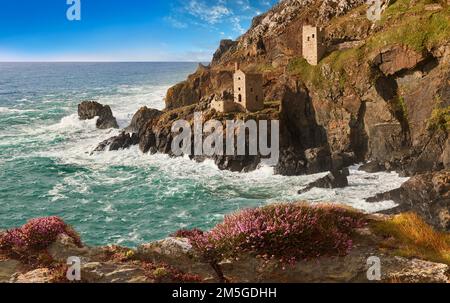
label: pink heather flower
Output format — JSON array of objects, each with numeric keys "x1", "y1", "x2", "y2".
[
  {"x1": 174, "y1": 203, "x2": 365, "y2": 265},
  {"x1": 0, "y1": 216, "x2": 81, "y2": 251}
]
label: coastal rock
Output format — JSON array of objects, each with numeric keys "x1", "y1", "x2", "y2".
[
  {"x1": 359, "y1": 162, "x2": 385, "y2": 173},
  {"x1": 219, "y1": 248, "x2": 371, "y2": 283},
  {"x1": 165, "y1": 64, "x2": 233, "y2": 109},
  {"x1": 382, "y1": 257, "x2": 450, "y2": 283},
  {"x1": 47, "y1": 234, "x2": 89, "y2": 263},
  {"x1": 298, "y1": 168, "x2": 350, "y2": 194},
  {"x1": 372, "y1": 45, "x2": 427, "y2": 76},
  {"x1": 136, "y1": 238, "x2": 215, "y2": 279},
  {"x1": 11, "y1": 268, "x2": 54, "y2": 283},
  {"x1": 81, "y1": 262, "x2": 148, "y2": 283},
  {"x1": 0, "y1": 259, "x2": 22, "y2": 282},
  {"x1": 367, "y1": 170, "x2": 450, "y2": 231},
  {"x1": 275, "y1": 80, "x2": 331, "y2": 176},
  {"x1": 78, "y1": 101, "x2": 119, "y2": 129},
  {"x1": 125, "y1": 106, "x2": 162, "y2": 135},
  {"x1": 219, "y1": 251, "x2": 449, "y2": 283},
  {"x1": 210, "y1": 155, "x2": 261, "y2": 173},
  {"x1": 93, "y1": 107, "x2": 162, "y2": 153},
  {"x1": 304, "y1": 147, "x2": 333, "y2": 174},
  {"x1": 212, "y1": 39, "x2": 238, "y2": 64},
  {"x1": 94, "y1": 132, "x2": 139, "y2": 152}
]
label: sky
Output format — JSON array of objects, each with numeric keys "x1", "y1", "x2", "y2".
[{"x1": 0, "y1": 0, "x2": 278, "y2": 62}]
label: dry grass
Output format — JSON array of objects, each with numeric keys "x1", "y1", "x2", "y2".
[{"x1": 372, "y1": 213, "x2": 450, "y2": 265}]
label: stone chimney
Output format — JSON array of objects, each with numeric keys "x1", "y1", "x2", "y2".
[{"x1": 235, "y1": 62, "x2": 240, "y2": 71}]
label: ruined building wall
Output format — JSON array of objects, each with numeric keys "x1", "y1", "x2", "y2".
[
  {"x1": 244, "y1": 74, "x2": 264, "y2": 112},
  {"x1": 234, "y1": 70, "x2": 247, "y2": 107},
  {"x1": 302, "y1": 25, "x2": 325, "y2": 66},
  {"x1": 233, "y1": 68, "x2": 264, "y2": 112}
]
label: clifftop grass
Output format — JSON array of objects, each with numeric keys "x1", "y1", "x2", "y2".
[
  {"x1": 288, "y1": 0, "x2": 450, "y2": 88},
  {"x1": 287, "y1": 47, "x2": 363, "y2": 90},
  {"x1": 372, "y1": 213, "x2": 450, "y2": 265}
]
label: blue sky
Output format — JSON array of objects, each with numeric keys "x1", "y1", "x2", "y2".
[{"x1": 0, "y1": 0, "x2": 277, "y2": 62}]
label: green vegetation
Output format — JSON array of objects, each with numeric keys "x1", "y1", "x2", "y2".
[
  {"x1": 371, "y1": 0, "x2": 450, "y2": 52},
  {"x1": 287, "y1": 47, "x2": 363, "y2": 90},
  {"x1": 288, "y1": 0, "x2": 450, "y2": 92},
  {"x1": 427, "y1": 105, "x2": 450, "y2": 132},
  {"x1": 372, "y1": 213, "x2": 450, "y2": 265}
]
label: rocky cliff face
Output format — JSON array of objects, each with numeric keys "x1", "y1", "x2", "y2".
[{"x1": 164, "y1": 0, "x2": 450, "y2": 176}]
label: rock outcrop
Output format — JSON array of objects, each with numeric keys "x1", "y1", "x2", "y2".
[
  {"x1": 2, "y1": 211, "x2": 449, "y2": 283},
  {"x1": 298, "y1": 168, "x2": 350, "y2": 194},
  {"x1": 94, "y1": 132, "x2": 139, "y2": 152},
  {"x1": 78, "y1": 101, "x2": 119, "y2": 129},
  {"x1": 94, "y1": 107, "x2": 162, "y2": 152},
  {"x1": 367, "y1": 170, "x2": 450, "y2": 231},
  {"x1": 124, "y1": 106, "x2": 162, "y2": 136}
]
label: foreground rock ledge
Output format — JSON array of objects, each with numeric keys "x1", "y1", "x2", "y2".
[{"x1": 1, "y1": 213, "x2": 449, "y2": 284}]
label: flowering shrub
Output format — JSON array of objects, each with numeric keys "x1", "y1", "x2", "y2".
[
  {"x1": 0, "y1": 217, "x2": 81, "y2": 251},
  {"x1": 179, "y1": 203, "x2": 366, "y2": 265}
]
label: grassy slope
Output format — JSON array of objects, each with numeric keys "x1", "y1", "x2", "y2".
[
  {"x1": 372, "y1": 213, "x2": 450, "y2": 265},
  {"x1": 288, "y1": 0, "x2": 450, "y2": 86}
]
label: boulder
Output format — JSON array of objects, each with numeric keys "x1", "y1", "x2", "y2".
[
  {"x1": 94, "y1": 132, "x2": 139, "y2": 152},
  {"x1": 304, "y1": 147, "x2": 333, "y2": 174},
  {"x1": 359, "y1": 162, "x2": 385, "y2": 173},
  {"x1": 78, "y1": 101, "x2": 119, "y2": 129},
  {"x1": 299, "y1": 168, "x2": 350, "y2": 194},
  {"x1": 367, "y1": 170, "x2": 450, "y2": 231},
  {"x1": 125, "y1": 107, "x2": 162, "y2": 135}
]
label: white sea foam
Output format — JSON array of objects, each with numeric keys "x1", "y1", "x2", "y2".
[
  {"x1": 0, "y1": 106, "x2": 36, "y2": 114},
  {"x1": 20, "y1": 81, "x2": 409, "y2": 216}
]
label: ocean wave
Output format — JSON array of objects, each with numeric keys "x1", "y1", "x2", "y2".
[
  {"x1": 0, "y1": 107, "x2": 36, "y2": 114},
  {"x1": 1, "y1": 75, "x2": 411, "y2": 247}
]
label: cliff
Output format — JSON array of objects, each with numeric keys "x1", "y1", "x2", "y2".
[
  {"x1": 89, "y1": 0, "x2": 450, "y2": 232},
  {"x1": 164, "y1": 0, "x2": 450, "y2": 176}
]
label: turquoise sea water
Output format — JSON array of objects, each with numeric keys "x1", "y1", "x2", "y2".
[{"x1": 0, "y1": 62, "x2": 409, "y2": 247}]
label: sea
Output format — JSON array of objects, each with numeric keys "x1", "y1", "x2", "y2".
[{"x1": 0, "y1": 62, "x2": 409, "y2": 247}]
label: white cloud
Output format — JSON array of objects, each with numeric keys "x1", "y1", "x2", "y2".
[
  {"x1": 186, "y1": 0, "x2": 232, "y2": 24},
  {"x1": 231, "y1": 17, "x2": 245, "y2": 34}
]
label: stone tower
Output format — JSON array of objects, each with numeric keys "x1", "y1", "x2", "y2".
[
  {"x1": 302, "y1": 25, "x2": 325, "y2": 66},
  {"x1": 233, "y1": 63, "x2": 264, "y2": 112}
]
